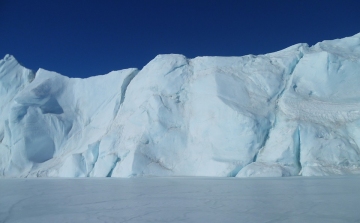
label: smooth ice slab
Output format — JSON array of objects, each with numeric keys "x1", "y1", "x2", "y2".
[{"x1": 1, "y1": 176, "x2": 360, "y2": 223}]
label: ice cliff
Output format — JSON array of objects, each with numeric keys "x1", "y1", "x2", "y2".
[{"x1": 1, "y1": 33, "x2": 360, "y2": 177}]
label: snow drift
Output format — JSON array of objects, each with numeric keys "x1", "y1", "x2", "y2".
[{"x1": 1, "y1": 33, "x2": 360, "y2": 177}]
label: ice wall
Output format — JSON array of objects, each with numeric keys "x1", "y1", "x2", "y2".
[{"x1": 1, "y1": 33, "x2": 360, "y2": 177}]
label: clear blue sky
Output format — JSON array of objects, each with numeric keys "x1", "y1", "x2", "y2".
[{"x1": 1, "y1": 0, "x2": 360, "y2": 78}]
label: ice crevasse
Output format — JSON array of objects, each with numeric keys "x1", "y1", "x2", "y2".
[{"x1": 1, "y1": 33, "x2": 360, "y2": 177}]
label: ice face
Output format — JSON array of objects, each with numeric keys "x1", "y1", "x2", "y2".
[{"x1": 1, "y1": 33, "x2": 360, "y2": 177}]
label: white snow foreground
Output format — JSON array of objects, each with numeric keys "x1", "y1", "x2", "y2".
[{"x1": 1, "y1": 33, "x2": 360, "y2": 178}]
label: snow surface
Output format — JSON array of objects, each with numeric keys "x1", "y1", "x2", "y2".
[
  {"x1": 1, "y1": 33, "x2": 360, "y2": 177},
  {"x1": 1, "y1": 176, "x2": 360, "y2": 223}
]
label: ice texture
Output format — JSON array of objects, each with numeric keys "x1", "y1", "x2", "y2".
[
  {"x1": 1, "y1": 177, "x2": 360, "y2": 223},
  {"x1": 1, "y1": 33, "x2": 360, "y2": 177}
]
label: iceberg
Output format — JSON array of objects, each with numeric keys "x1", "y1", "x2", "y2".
[{"x1": 1, "y1": 33, "x2": 360, "y2": 177}]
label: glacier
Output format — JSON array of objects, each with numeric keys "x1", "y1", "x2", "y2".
[{"x1": 1, "y1": 33, "x2": 360, "y2": 177}]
